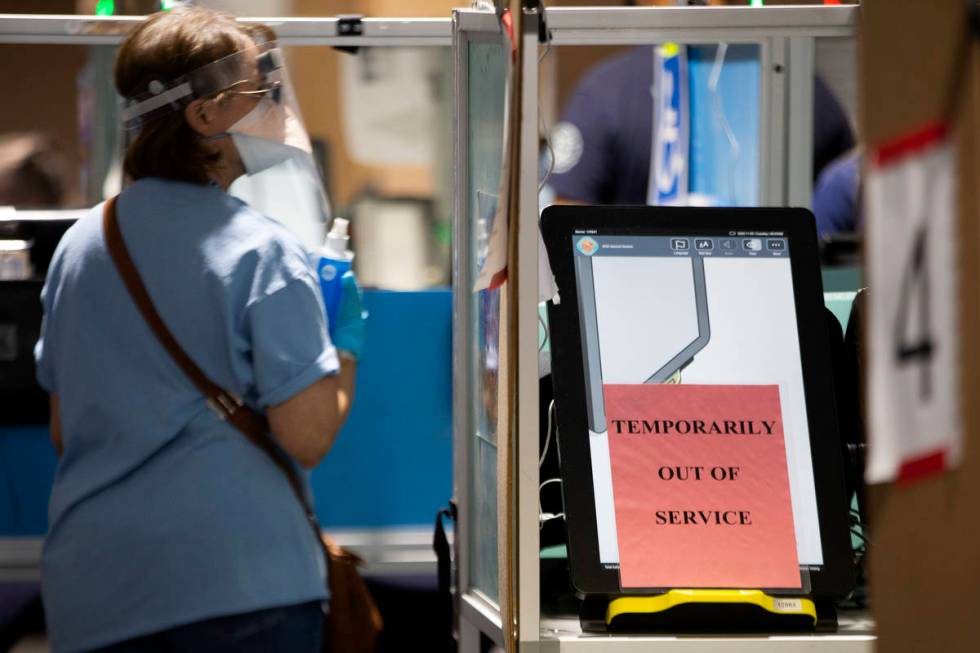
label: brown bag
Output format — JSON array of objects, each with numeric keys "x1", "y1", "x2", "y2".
[
  {"x1": 102, "y1": 197, "x2": 382, "y2": 652},
  {"x1": 321, "y1": 534, "x2": 384, "y2": 652}
]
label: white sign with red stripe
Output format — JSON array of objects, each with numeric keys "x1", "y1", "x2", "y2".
[{"x1": 867, "y1": 122, "x2": 961, "y2": 483}]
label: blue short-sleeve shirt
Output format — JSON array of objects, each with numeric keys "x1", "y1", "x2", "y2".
[{"x1": 35, "y1": 178, "x2": 338, "y2": 653}]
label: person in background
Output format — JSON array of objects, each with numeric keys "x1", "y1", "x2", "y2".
[
  {"x1": 812, "y1": 150, "x2": 862, "y2": 239},
  {"x1": 0, "y1": 132, "x2": 68, "y2": 208},
  {"x1": 549, "y1": 2, "x2": 855, "y2": 205},
  {"x1": 34, "y1": 7, "x2": 366, "y2": 652}
]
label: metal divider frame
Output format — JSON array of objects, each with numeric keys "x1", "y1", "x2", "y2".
[
  {"x1": 517, "y1": 8, "x2": 543, "y2": 649},
  {"x1": 451, "y1": 5, "x2": 550, "y2": 648},
  {"x1": 0, "y1": 12, "x2": 452, "y2": 580},
  {"x1": 0, "y1": 14, "x2": 450, "y2": 46}
]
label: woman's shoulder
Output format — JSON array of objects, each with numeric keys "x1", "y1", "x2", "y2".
[
  {"x1": 45, "y1": 202, "x2": 109, "y2": 274},
  {"x1": 118, "y1": 177, "x2": 315, "y2": 295},
  {"x1": 122, "y1": 178, "x2": 301, "y2": 246}
]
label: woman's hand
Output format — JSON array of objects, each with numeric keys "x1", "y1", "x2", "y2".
[{"x1": 329, "y1": 271, "x2": 367, "y2": 361}]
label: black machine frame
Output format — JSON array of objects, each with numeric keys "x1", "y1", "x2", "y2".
[{"x1": 541, "y1": 204, "x2": 855, "y2": 599}]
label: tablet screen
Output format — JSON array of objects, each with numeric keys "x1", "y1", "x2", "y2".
[{"x1": 572, "y1": 230, "x2": 824, "y2": 572}]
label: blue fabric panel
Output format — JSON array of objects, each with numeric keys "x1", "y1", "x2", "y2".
[
  {"x1": 0, "y1": 426, "x2": 56, "y2": 535},
  {"x1": 0, "y1": 289, "x2": 453, "y2": 535},
  {"x1": 312, "y1": 289, "x2": 453, "y2": 528}
]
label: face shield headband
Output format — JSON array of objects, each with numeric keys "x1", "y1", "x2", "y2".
[
  {"x1": 118, "y1": 40, "x2": 331, "y2": 250},
  {"x1": 119, "y1": 44, "x2": 285, "y2": 130}
]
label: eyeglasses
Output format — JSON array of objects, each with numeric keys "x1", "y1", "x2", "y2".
[{"x1": 215, "y1": 79, "x2": 282, "y2": 104}]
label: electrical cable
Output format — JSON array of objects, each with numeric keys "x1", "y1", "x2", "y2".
[
  {"x1": 537, "y1": 36, "x2": 556, "y2": 194},
  {"x1": 847, "y1": 512, "x2": 869, "y2": 610},
  {"x1": 538, "y1": 477, "x2": 564, "y2": 529},
  {"x1": 540, "y1": 478, "x2": 562, "y2": 492},
  {"x1": 538, "y1": 115, "x2": 557, "y2": 193},
  {"x1": 539, "y1": 399, "x2": 555, "y2": 467},
  {"x1": 538, "y1": 310, "x2": 549, "y2": 352},
  {"x1": 539, "y1": 513, "x2": 565, "y2": 528}
]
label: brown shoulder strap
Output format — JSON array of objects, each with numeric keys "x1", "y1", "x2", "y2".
[
  {"x1": 101, "y1": 196, "x2": 316, "y2": 520},
  {"x1": 102, "y1": 197, "x2": 241, "y2": 422}
]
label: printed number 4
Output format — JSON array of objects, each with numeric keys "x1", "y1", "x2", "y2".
[{"x1": 893, "y1": 226, "x2": 935, "y2": 400}]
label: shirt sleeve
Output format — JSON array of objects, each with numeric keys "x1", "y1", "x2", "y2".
[
  {"x1": 247, "y1": 277, "x2": 339, "y2": 408},
  {"x1": 548, "y1": 82, "x2": 615, "y2": 204}
]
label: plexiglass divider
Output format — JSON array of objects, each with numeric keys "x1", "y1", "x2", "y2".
[{"x1": 452, "y1": 9, "x2": 509, "y2": 648}]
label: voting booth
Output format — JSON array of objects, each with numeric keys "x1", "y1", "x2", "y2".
[{"x1": 452, "y1": 4, "x2": 874, "y2": 650}]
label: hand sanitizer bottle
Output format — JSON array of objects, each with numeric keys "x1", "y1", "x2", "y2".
[{"x1": 317, "y1": 218, "x2": 354, "y2": 330}]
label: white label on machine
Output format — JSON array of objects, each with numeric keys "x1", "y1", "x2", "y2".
[
  {"x1": 866, "y1": 122, "x2": 961, "y2": 483},
  {"x1": 772, "y1": 598, "x2": 803, "y2": 612}
]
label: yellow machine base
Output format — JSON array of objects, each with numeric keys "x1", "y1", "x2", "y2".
[{"x1": 606, "y1": 589, "x2": 817, "y2": 629}]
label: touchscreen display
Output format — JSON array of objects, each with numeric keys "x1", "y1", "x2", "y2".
[{"x1": 572, "y1": 230, "x2": 824, "y2": 573}]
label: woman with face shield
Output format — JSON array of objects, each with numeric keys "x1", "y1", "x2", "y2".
[{"x1": 33, "y1": 8, "x2": 365, "y2": 652}]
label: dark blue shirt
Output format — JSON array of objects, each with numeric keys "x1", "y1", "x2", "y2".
[
  {"x1": 550, "y1": 46, "x2": 855, "y2": 204},
  {"x1": 812, "y1": 151, "x2": 862, "y2": 238}
]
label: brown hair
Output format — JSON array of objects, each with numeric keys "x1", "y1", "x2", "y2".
[{"x1": 114, "y1": 7, "x2": 264, "y2": 185}]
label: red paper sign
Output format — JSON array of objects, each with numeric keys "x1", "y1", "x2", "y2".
[{"x1": 604, "y1": 384, "x2": 801, "y2": 589}]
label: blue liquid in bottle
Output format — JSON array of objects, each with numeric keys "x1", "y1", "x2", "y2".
[{"x1": 317, "y1": 218, "x2": 353, "y2": 330}]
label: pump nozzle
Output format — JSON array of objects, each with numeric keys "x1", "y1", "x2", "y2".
[
  {"x1": 319, "y1": 217, "x2": 355, "y2": 328},
  {"x1": 329, "y1": 217, "x2": 350, "y2": 238},
  {"x1": 322, "y1": 218, "x2": 353, "y2": 261}
]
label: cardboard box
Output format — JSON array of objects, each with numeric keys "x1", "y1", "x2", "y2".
[{"x1": 861, "y1": 1, "x2": 980, "y2": 650}]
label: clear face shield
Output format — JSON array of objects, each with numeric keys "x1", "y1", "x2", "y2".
[{"x1": 120, "y1": 41, "x2": 330, "y2": 250}]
